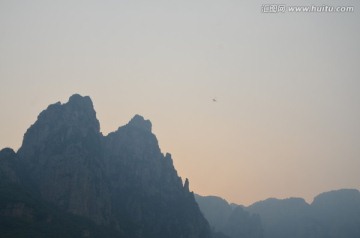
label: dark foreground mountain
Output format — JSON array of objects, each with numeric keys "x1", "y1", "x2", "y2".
[
  {"x1": 196, "y1": 189, "x2": 360, "y2": 238},
  {"x1": 0, "y1": 94, "x2": 210, "y2": 238}
]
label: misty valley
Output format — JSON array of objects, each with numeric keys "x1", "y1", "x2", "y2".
[{"x1": 1, "y1": 95, "x2": 359, "y2": 238}]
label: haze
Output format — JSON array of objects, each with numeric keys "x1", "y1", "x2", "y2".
[{"x1": 0, "y1": 0, "x2": 359, "y2": 206}]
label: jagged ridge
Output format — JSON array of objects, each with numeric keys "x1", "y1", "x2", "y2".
[{"x1": 1, "y1": 94, "x2": 211, "y2": 238}]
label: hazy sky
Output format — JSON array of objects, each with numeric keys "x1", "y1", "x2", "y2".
[{"x1": 1, "y1": 0, "x2": 359, "y2": 206}]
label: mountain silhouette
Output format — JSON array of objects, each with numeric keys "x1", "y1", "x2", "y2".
[
  {"x1": 195, "y1": 194, "x2": 263, "y2": 238},
  {"x1": 196, "y1": 189, "x2": 360, "y2": 238},
  {"x1": 0, "y1": 94, "x2": 210, "y2": 238}
]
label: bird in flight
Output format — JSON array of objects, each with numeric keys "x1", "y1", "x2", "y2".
[{"x1": 212, "y1": 98, "x2": 217, "y2": 102}]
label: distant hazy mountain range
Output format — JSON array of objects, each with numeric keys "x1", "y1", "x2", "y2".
[
  {"x1": 196, "y1": 188, "x2": 360, "y2": 238},
  {"x1": 0, "y1": 94, "x2": 210, "y2": 238}
]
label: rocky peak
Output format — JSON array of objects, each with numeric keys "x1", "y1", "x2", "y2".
[
  {"x1": 35, "y1": 94, "x2": 99, "y2": 129},
  {"x1": 0, "y1": 148, "x2": 19, "y2": 184},
  {"x1": 127, "y1": 114, "x2": 152, "y2": 132},
  {"x1": 67, "y1": 94, "x2": 95, "y2": 112},
  {"x1": 0, "y1": 148, "x2": 16, "y2": 160},
  {"x1": 184, "y1": 178, "x2": 190, "y2": 192},
  {"x1": 164, "y1": 152, "x2": 174, "y2": 166},
  {"x1": 104, "y1": 114, "x2": 160, "y2": 163},
  {"x1": 18, "y1": 94, "x2": 100, "y2": 158}
]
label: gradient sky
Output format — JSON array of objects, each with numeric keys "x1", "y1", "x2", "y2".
[{"x1": 1, "y1": 0, "x2": 359, "y2": 206}]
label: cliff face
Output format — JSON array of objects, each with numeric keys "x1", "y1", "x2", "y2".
[
  {"x1": 2, "y1": 94, "x2": 210, "y2": 238},
  {"x1": 17, "y1": 94, "x2": 111, "y2": 224},
  {"x1": 103, "y1": 115, "x2": 209, "y2": 237}
]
